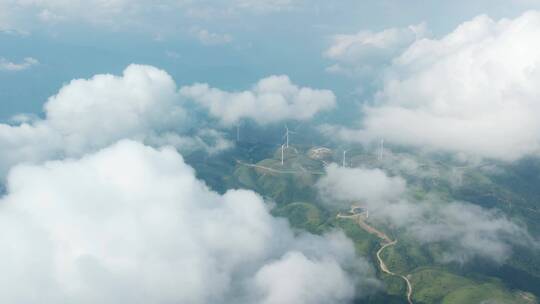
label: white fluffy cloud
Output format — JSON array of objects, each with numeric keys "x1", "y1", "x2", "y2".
[
  {"x1": 335, "y1": 11, "x2": 540, "y2": 161},
  {"x1": 180, "y1": 75, "x2": 336, "y2": 125},
  {"x1": 0, "y1": 140, "x2": 376, "y2": 303},
  {"x1": 325, "y1": 24, "x2": 426, "y2": 76},
  {"x1": 0, "y1": 56, "x2": 38, "y2": 71},
  {"x1": 255, "y1": 251, "x2": 356, "y2": 304},
  {"x1": 44, "y1": 64, "x2": 185, "y2": 154},
  {"x1": 0, "y1": 64, "x2": 232, "y2": 179},
  {"x1": 316, "y1": 165, "x2": 536, "y2": 263},
  {"x1": 317, "y1": 164, "x2": 407, "y2": 207}
]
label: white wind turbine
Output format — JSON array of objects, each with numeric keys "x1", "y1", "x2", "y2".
[
  {"x1": 342, "y1": 150, "x2": 348, "y2": 167},
  {"x1": 283, "y1": 124, "x2": 297, "y2": 148}
]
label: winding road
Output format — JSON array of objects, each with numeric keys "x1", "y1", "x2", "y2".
[
  {"x1": 338, "y1": 206, "x2": 413, "y2": 304},
  {"x1": 238, "y1": 158, "x2": 415, "y2": 302},
  {"x1": 376, "y1": 240, "x2": 413, "y2": 304},
  {"x1": 236, "y1": 160, "x2": 325, "y2": 175}
]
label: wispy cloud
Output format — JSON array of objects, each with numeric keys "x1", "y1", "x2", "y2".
[
  {"x1": 0, "y1": 57, "x2": 38, "y2": 71},
  {"x1": 189, "y1": 27, "x2": 233, "y2": 45},
  {"x1": 317, "y1": 164, "x2": 538, "y2": 264}
]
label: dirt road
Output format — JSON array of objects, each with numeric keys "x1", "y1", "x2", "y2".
[
  {"x1": 338, "y1": 208, "x2": 413, "y2": 304},
  {"x1": 236, "y1": 160, "x2": 325, "y2": 175},
  {"x1": 376, "y1": 240, "x2": 413, "y2": 304}
]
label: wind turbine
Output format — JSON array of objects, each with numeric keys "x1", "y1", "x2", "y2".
[
  {"x1": 283, "y1": 124, "x2": 297, "y2": 148},
  {"x1": 342, "y1": 150, "x2": 348, "y2": 167}
]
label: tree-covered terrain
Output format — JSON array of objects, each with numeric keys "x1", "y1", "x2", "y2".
[{"x1": 186, "y1": 140, "x2": 540, "y2": 304}]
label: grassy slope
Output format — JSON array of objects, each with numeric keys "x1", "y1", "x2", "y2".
[
  {"x1": 221, "y1": 147, "x2": 540, "y2": 303},
  {"x1": 411, "y1": 267, "x2": 533, "y2": 304},
  {"x1": 273, "y1": 202, "x2": 324, "y2": 234}
]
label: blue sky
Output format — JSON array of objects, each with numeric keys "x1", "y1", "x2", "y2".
[{"x1": 1, "y1": 0, "x2": 539, "y2": 120}]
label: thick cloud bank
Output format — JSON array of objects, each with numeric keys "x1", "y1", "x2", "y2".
[
  {"x1": 317, "y1": 165, "x2": 536, "y2": 263},
  {"x1": 334, "y1": 11, "x2": 540, "y2": 161},
  {"x1": 0, "y1": 64, "x2": 231, "y2": 178},
  {"x1": 0, "y1": 140, "x2": 375, "y2": 303},
  {"x1": 180, "y1": 75, "x2": 336, "y2": 126}
]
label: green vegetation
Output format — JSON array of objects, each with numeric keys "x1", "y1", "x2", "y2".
[
  {"x1": 442, "y1": 283, "x2": 528, "y2": 304},
  {"x1": 273, "y1": 202, "x2": 325, "y2": 234},
  {"x1": 335, "y1": 218, "x2": 380, "y2": 256},
  {"x1": 411, "y1": 268, "x2": 473, "y2": 303},
  {"x1": 232, "y1": 146, "x2": 322, "y2": 204},
  {"x1": 381, "y1": 274, "x2": 408, "y2": 298},
  {"x1": 411, "y1": 268, "x2": 533, "y2": 304},
  {"x1": 382, "y1": 240, "x2": 428, "y2": 275},
  {"x1": 187, "y1": 143, "x2": 540, "y2": 304}
]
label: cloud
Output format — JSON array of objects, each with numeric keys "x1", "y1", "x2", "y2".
[
  {"x1": 0, "y1": 0, "x2": 174, "y2": 30},
  {"x1": 316, "y1": 165, "x2": 537, "y2": 263},
  {"x1": 190, "y1": 27, "x2": 233, "y2": 45},
  {"x1": 180, "y1": 75, "x2": 336, "y2": 126},
  {"x1": 324, "y1": 23, "x2": 426, "y2": 76},
  {"x1": 165, "y1": 50, "x2": 181, "y2": 59},
  {"x1": 255, "y1": 251, "x2": 356, "y2": 304},
  {"x1": 147, "y1": 128, "x2": 234, "y2": 155},
  {"x1": 317, "y1": 164, "x2": 406, "y2": 209},
  {"x1": 0, "y1": 64, "x2": 232, "y2": 179},
  {"x1": 43, "y1": 64, "x2": 185, "y2": 153},
  {"x1": 396, "y1": 201, "x2": 534, "y2": 264},
  {"x1": 333, "y1": 11, "x2": 540, "y2": 161},
  {"x1": 234, "y1": 0, "x2": 297, "y2": 12},
  {"x1": 0, "y1": 140, "x2": 377, "y2": 303},
  {"x1": 0, "y1": 56, "x2": 38, "y2": 71},
  {"x1": 0, "y1": 0, "x2": 299, "y2": 32}
]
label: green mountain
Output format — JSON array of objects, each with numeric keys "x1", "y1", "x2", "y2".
[{"x1": 186, "y1": 143, "x2": 540, "y2": 304}]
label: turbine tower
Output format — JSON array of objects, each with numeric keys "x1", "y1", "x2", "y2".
[
  {"x1": 285, "y1": 125, "x2": 290, "y2": 148},
  {"x1": 281, "y1": 144, "x2": 285, "y2": 166},
  {"x1": 283, "y1": 124, "x2": 299, "y2": 148},
  {"x1": 342, "y1": 150, "x2": 348, "y2": 167},
  {"x1": 378, "y1": 139, "x2": 384, "y2": 162}
]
